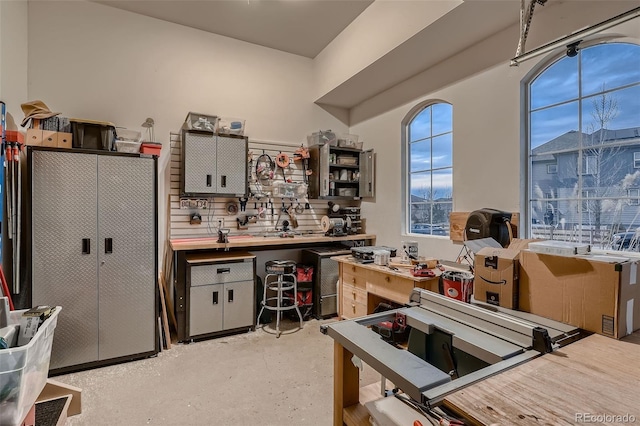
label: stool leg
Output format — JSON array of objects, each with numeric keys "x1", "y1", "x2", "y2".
[
  {"x1": 292, "y1": 275, "x2": 304, "y2": 329},
  {"x1": 256, "y1": 274, "x2": 269, "y2": 326},
  {"x1": 276, "y1": 276, "x2": 282, "y2": 338}
]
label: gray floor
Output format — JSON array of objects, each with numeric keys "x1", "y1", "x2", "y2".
[{"x1": 57, "y1": 319, "x2": 380, "y2": 426}]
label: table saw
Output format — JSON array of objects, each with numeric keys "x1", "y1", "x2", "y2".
[{"x1": 322, "y1": 289, "x2": 580, "y2": 424}]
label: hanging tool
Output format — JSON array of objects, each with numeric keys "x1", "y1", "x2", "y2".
[{"x1": 239, "y1": 197, "x2": 248, "y2": 212}]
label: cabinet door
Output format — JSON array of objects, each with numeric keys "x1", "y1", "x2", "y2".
[
  {"x1": 359, "y1": 150, "x2": 375, "y2": 198},
  {"x1": 183, "y1": 132, "x2": 217, "y2": 194},
  {"x1": 216, "y1": 135, "x2": 247, "y2": 196},
  {"x1": 31, "y1": 149, "x2": 99, "y2": 369},
  {"x1": 190, "y1": 284, "x2": 224, "y2": 336},
  {"x1": 223, "y1": 280, "x2": 254, "y2": 330},
  {"x1": 97, "y1": 155, "x2": 156, "y2": 360}
]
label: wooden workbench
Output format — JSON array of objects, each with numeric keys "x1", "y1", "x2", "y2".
[
  {"x1": 170, "y1": 234, "x2": 376, "y2": 341},
  {"x1": 443, "y1": 331, "x2": 640, "y2": 425},
  {"x1": 333, "y1": 255, "x2": 439, "y2": 319}
]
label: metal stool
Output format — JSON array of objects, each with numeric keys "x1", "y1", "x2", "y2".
[{"x1": 257, "y1": 260, "x2": 304, "y2": 337}]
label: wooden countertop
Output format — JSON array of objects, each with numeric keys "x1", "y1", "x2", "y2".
[
  {"x1": 443, "y1": 331, "x2": 640, "y2": 425},
  {"x1": 332, "y1": 255, "x2": 438, "y2": 282},
  {"x1": 170, "y1": 233, "x2": 376, "y2": 251}
]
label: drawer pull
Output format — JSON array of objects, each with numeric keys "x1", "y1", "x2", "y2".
[
  {"x1": 385, "y1": 276, "x2": 390, "y2": 282},
  {"x1": 351, "y1": 266, "x2": 356, "y2": 272},
  {"x1": 352, "y1": 291, "x2": 356, "y2": 299},
  {"x1": 217, "y1": 268, "x2": 231, "y2": 274},
  {"x1": 352, "y1": 278, "x2": 356, "y2": 284},
  {"x1": 352, "y1": 303, "x2": 356, "y2": 313}
]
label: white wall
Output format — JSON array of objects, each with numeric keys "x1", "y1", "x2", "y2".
[
  {"x1": 0, "y1": 0, "x2": 28, "y2": 130},
  {"x1": 27, "y1": 1, "x2": 349, "y2": 258},
  {"x1": 353, "y1": 18, "x2": 640, "y2": 262}
]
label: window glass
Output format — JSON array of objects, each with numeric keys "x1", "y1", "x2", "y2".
[
  {"x1": 407, "y1": 102, "x2": 453, "y2": 236},
  {"x1": 527, "y1": 43, "x2": 640, "y2": 249}
]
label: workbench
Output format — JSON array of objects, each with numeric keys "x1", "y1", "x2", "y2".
[
  {"x1": 170, "y1": 234, "x2": 376, "y2": 342},
  {"x1": 333, "y1": 326, "x2": 640, "y2": 426},
  {"x1": 333, "y1": 255, "x2": 439, "y2": 320}
]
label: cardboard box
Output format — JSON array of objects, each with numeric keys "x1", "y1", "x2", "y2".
[
  {"x1": 519, "y1": 250, "x2": 640, "y2": 339},
  {"x1": 25, "y1": 130, "x2": 72, "y2": 148},
  {"x1": 474, "y1": 247, "x2": 520, "y2": 309}
]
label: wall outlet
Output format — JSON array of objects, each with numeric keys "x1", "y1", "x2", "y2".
[{"x1": 215, "y1": 217, "x2": 225, "y2": 228}]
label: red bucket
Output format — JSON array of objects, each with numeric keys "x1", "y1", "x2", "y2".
[{"x1": 441, "y1": 271, "x2": 474, "y2": 303}]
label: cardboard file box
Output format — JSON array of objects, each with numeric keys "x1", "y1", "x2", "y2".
[
  {"x1": 26, "y1": 129, "x2": 72, "y2": 149},
  {"x1": 474, "y1": 247, "x2": 520, "y2": 309},
  {"x1": 519, "y1": 250, "x2": 640, "y2": 339}
]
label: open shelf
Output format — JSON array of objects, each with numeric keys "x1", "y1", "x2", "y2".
[
  {"x1": 329, "y1": 146, "x2": 362, "y2": 153},
  {"x1": 330, "y1": 163, "x2": 359, "y2": 169}
]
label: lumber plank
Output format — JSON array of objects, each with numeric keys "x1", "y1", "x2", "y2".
[{"x1": 157, "y1": 277, "x2": 171, "y2": 349}]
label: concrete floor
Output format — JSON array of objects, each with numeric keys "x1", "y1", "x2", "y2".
[{"x1": 57, "y1": 319, "x2": 381, "y2": 426}]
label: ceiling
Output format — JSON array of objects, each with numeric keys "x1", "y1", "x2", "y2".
[{"x1": 94, "y1": 0, "x2": 374, "y2": 58}]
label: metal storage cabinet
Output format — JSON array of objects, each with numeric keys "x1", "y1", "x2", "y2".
[
  {"x1": 301, "y1": 247, "x2": 351, "y2": 318},
  {"x1": 28, "y1": 147, "x2": 158, "y2": 373},
  {"x1": 187, "y1": 253, "x2": 255, "y2": 339},
  {"x1": 308, "y1": 143, "x2": 375, "y2": 199},
  {"x1": 181, "y1": 131, "x2": 248, "y2": 197}
]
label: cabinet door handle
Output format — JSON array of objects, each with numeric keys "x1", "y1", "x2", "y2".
[
  {"x1": 228, "y1": 289, "x2": 234, "y2": 303},
  {"x1": 212, "y1": 291, "x2": 219, "y2": 305},
  {"x1": 369, "y1": 182, "x2": 372, "y2": 192},
  {"x1": 206, "y1": 174, "x2": 212, "y2": 187},
  {"x1": 105, "y1": 238, "x2": 113, "y2": 254},
  {"x1": 220, "y1": 175, "x2": 227, "y2": 188},
  {"x1": 82, "y1": 238, "x2": 91, "y2": 255}
]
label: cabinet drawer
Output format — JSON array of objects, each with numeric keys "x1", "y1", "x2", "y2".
[
  {"x1": 341, "y1": 270, "x2": 366, "y2": 290},
  {"x1": 341, "y1": 298, "x2": 367, "y2": 320},
  {"x1": 366, "y1": 271, "x2": 416, "y2": 305},
  {"x1": 342, "y1": 283, "x2": 367, "y2": 305},
  {"x1": 190, "y1": 261, "x2": 253, "y2": 286}
]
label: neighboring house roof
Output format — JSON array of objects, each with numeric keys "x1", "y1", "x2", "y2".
[{"x1": 533, "y1": 126, "x2": 640, "y2": 156}]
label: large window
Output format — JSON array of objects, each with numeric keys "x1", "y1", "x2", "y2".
[
  {"x1": 406, "y1": 102, "x2": 453, "y2": 236},
  {"x1": 528, "y1": 42, "x2": 640, "y2": 249}
]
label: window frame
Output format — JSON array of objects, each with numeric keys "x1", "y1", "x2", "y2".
[
  {"x1": 547, "y1": 164, "x2": 558, "y2": 174},
  {"x1": 402, "y1": 100, "x2": 453, "y2": 237},
  {"x1": 634, "y1": 152, "x2": 640, "y2": 168},
  {"x1": 523, "y1": 40, "x2": 640, "y2": 239}
]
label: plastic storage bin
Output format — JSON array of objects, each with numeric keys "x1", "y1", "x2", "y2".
[
  {"x1": 141, "y1": 142, "x2": 162, "y2": 156},
  {"x1": 0, "y1": 307, "x2": 61, "y2": 426},
  {"x1": 70, "y1": 118, "x2": 115, "y2": 150},
  {"x1": 115, "y1": 140, "x2": 141, "y2": 153},
  {"x1": 184, "y1": 112, "x2": 218, "y2": 132},
  {"x1": 337, "y1": 134, "x2": 359, "y2": 148},
  {"x1": 307, "y1": 130, "x2": 337, "y2": 146},
  {"x1": 218, "y1": 117, "x2": 245, "y2": 135}
]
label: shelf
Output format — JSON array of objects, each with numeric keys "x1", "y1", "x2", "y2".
[
  {"x1": 329, "y1": 146, "x2": 362, "y2": 153},
  {"x1": 329, "y1": 163, "x2": 359, "y2": 169},
  {"x1": 332, "y1": 180, "x2": 359, "y2": 184},
  {"x1": 320, "y1": 196, "x2": 361, "y2": 200}
]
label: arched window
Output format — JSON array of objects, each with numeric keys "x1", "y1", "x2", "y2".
[
  {"x1": 405, "y1": 102, "x2": 453, "y2": 236},
  {"x1": 527, "y1": 42, "x2": 640, "y2": 249}
]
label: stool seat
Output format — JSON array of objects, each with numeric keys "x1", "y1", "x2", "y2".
[
  {"x1": 265, "y1": 260, "x2": 296, "y2": 275},
  {"x1": 257, "y1": 260, "x2": 303, "y2": 337}
]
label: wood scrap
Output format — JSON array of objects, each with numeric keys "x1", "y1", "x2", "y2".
[{"x1": 157, "y1": 277, "x2": 171, "y2": 349}]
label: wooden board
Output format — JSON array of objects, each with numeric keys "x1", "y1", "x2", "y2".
[
  {"x1": 170, "y1": 233, "x2": 376, "y2": 251},
  {"x1": 443, "y1": 332, "x2": 640, "y2": 425},
  {"x1": 157, "y1": 278, "x2": 171, "y2": 349},
  {"x1": 449, "y1": 212, "x2": 519, "y2": 242}
]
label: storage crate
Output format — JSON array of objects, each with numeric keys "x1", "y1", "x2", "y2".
[
  {"x1": 70, "y1": 119, "x2": 115, "y2": 150},
  {"x1": 307, "y1": 130, "x2": 336, "y2": 146},
  {"x1": 218, "y1": 117, "x2": 245, "y2": 136},
  {"x1": 115, "y1": 140, "x2": 141, "y2": 153},
  {"x1": 337, "y1": 134, "x2": 359, "y2": 148},
  {"x1": 141, "y1": 142, "x2": 162, "y2": 156},
  {"x1": 0, "y1": 307, "x2": 61, "y2": 426},
  {"x1": 184, "y1": 112, "x2": 217, "y2": 132},
  {"x1": 337, "y1": 156, "x2": 358, "y2": 166}
]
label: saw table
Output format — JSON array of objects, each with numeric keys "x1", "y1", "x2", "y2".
[{"x1": 322, "y1": 289, "x2": 579, "y2": 426}]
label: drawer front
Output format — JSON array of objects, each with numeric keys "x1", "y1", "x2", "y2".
[
  {"x1": 342, "y1": 283, "x2": 367, "y2": 305},
  {"x1": 341, "y1": 298, "x2": 367, "y2": 320},
  {"x1": 342, "y1": 270, "x2": 367, "y2": 290},
  {"x1": 190, "y1": 261, "x2": 254, "y2": 286},
  {"x1": 366, "y1": 272, "x2": 416, "y2": 305}
]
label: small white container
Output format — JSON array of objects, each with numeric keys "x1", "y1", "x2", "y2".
[
  {"x1": 115, "y1": 140, "x2": 142, "y2": 153},
  {"x1": 373, "y1": 250, "x2": 391, "y2": 266}
]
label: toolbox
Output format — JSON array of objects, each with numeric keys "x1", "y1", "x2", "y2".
[{"x1": 351, "y1": 246, "x2": 397, "y2": 263}]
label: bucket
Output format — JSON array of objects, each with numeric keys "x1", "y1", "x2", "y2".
[
  {"x1": 441, "y1": 271, "x2": 474, "y2": 303},
  {"x1": 401, "y1": 241, "x2": 418, "y2": 262}
]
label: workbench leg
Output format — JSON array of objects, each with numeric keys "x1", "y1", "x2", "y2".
[{"x1": 334, "y1": 341, "x2": 360, "y2": 426}]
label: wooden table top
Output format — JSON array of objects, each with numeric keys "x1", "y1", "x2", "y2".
[
  {"x1": 443, "y1": 331, "x2": 640, "y2": 425},
  {"x1": 169, "y1": 233, "x2": 376, "y2": 251},
  {"x1": 332, "y1": 255, "x2": 439, "y2": 282}
]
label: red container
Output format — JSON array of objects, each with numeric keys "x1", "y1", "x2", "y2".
[
  {"x1": 141, "y1": 142, "x2": 162, "y2": 156},
  {"x1": 441, "y1": 271, "x2": 474, "y2": 303}
]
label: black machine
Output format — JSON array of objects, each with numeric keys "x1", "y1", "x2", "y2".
[{"x1": 465, "y1": 208, "x2": 512, "y2": 248}]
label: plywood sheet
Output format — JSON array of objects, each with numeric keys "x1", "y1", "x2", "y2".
[{"x1": 444, "y1": 332, "x2": 640, "y2": 425}]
